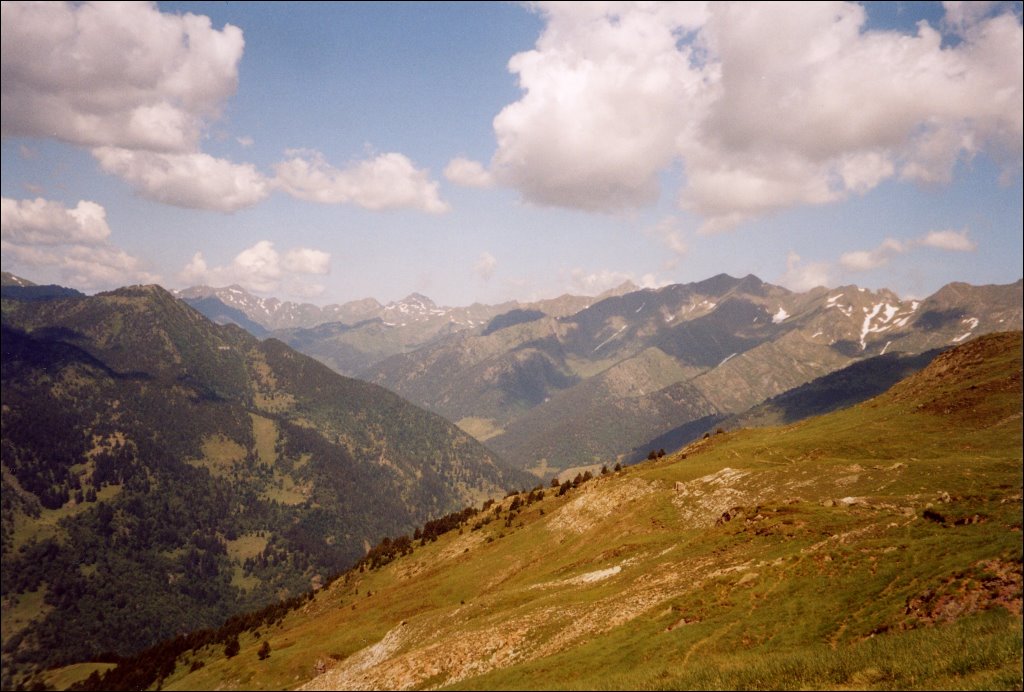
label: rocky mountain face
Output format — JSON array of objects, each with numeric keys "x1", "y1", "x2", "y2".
[
  {"x1": 364, "y1": 275, "x2": 1023, "y2": 474},
  {"x1": 0, "y1": 285, "x2": 526, "y2": 679}
]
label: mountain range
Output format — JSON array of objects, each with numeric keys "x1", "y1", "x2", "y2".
[
  {"x1": 66, "y1": 330, "x2": 1024, "y2": 691},
  {"x1": 0, "y1": 283, "x2": 527, "y2": 683},
  {"x1": 177, "y1": 275, "x2": 1022, "y2": 479},
  {"x1": 174, "y1": 282, "x2": 638, "y2": 376}
]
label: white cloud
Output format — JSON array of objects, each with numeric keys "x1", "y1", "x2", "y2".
[
  {"x1": 839, "y1": 238, "x2": 906, "y2": 271},
  {"x1": 1, "y1": 242, "x2": 160, "y2": 289},
  {"x1": 1, "y1": 197, "x2": 112, "y2": 245},
  {"x1": 445, "y1": 157, "x2": 495, "y2": 188},
  {"x1": 491, "y1": 2, "x2": 707, "y2": 212},
  {"x1": 0, "y1": 196, "x2": 156, "y2": 289},
  {"x1": 92, "y1": 147, "x2": 270, "y2": 212},
  {"x1": 474, "y1": 251, "x2": 498, "y2": 281},
  {"x1": 485, "y1": 1, "x2": 1022, "y2": 228},
  {"x1": 777, "y1": 251, "x2": 832, "y2": 292},
  {"x1": 179, "y1": 240, "x2": 331, "y2": 295},
  {"x1": 282, "y1": 247, "x2": 330, "y2": 274},
  {"x1": 1, "y1": 1, "x2": 243, "y2": 153},
  {"x1": 645, "y1": 216, "x2": 689, "y2": 269},
  {"x1": 919, "y1": 228, "x2": 977, "y2": 252},
  {"x1": 840, "y1": 229, "x2": 976, "y2": 271},
  {"x1": 274, "y1": 150, "x2": 449, "y2": 213},
  {"x1": 784, "y1": 226, "x2": 979, "y2": 291},
  {"x1": 568, "y1": 268, "x2": 664, "y2": 295}
]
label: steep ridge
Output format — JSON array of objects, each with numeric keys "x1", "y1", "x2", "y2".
[
  {"x1": 0, "y1": 285, "x2": 525, "y2": 682},
  {"x1": 75, "y1": 331, "x2": 1022, "y2": 692}
]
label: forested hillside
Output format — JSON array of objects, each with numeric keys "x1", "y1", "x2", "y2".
[{"x1": 0, "y1": 285, "x2": 524, "y2": 684}]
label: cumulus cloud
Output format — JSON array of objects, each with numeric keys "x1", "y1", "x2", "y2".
[
  {"x1": 491, "y1": 2, "x2": 707, "y2": 212},
  {"x1": 474, "y1": 251, "x2": 498, "y2": 281},
  {"x1": 840, "y1": 229, "x2": 977, "y2": 271},
  {"x1": 445, "y1": 157, "x2": 495, "y2": 188},
  {"x1": 777, "y1": 251, "x2": 833, "y2": 292},
  {"x1": 839, "y1": 238, "x2": 907, "y2": 271},
  {"x1": 0, "y1": 196, "x2": 157, "y2": 288},
  {"x1": 0, "y1": 1, "x2": 268, "y2": 212},
  {"x1": 484, "y1": 1, "x2": 1022, "y2": 229},
  {"x1": 1, "y1": 1, "x2": 243, "y2": 153},
  {"x1": 274, "y1": 150, "x2": 449, "y2": 213},
  {"x1": 92, "y1": 148, "x2": 270, "y2": 212},
  {"x1": 3, "y1": 3, "x2": 445, "y2": 217},
  {"x1": 568, "y1": 268, "x2": 664, "y2": 295},
  {"x1": 783, "y1": 226, "x2": 978, "y2": 291},
  {"x1": 282, "y1": 247, "x2": 331, "y2": 274},
  {"x1": 179, "y1": 240, "x2": 331, "y2": 295},
  {"x1": 920, "y1": 228, "x2": 977, "y2": 252},
  {"x1": 645, "y1": 216, "x2": 689, "y2": 269},
  {"x1": 1, "y1": 197, "x2": 112, "y2": 245}
]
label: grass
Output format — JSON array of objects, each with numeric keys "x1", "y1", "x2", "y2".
[
  {"x1": 1, "y1": 586, "x2": 52, "y2": 649},
  {"x1": 187, "y1": 435, "x2": 247, "y2": 478},
  {"x1": 457, "y1": 417, "x2": 506, "y2": 442},
  {"x1": 41, "y1": 662, "x2": 117, "y2": 691},
  {"x1": 10, "y1": 484, "x2": 122, "y2": 551},
  {"x1": 249, "y1": 414, "x2": 278, "y2": 466}
]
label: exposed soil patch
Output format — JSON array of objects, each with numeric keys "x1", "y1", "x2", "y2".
[
  {"x1": 903, "y1": 558, "x2": 1023, "y2": 628},
  {"x1": 547, "y1": 478, "x2": 656, "y2": 534}
]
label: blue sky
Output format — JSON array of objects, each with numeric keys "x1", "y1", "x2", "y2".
[{"x1": 2, "y1": 1, "x2": 1021, "y2": 306}]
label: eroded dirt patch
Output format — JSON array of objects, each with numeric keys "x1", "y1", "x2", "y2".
[{"x1": 903, "y1": 558, "x2": 1023, "y2": 627}]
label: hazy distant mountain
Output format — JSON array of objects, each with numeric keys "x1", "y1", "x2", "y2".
[
  {"x1": 178, "y1": 281, "x2": 640, "y2": 375},
  {"x1": 0, "y1": 272, "x2": 85, "y2": 301},
  {"x1": 1, "y1": 284, "x2": 525, "y2": 677},
  {"x1": 0, "y1": 272, "x2": 34, "y2": 287},
  {"x1": 365, "y1": 275, "x2": 1022, "y2": 474}
]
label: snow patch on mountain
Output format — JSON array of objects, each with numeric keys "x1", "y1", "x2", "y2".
[
  {"x1": 952, "y1": 317, "x2": 980, "y2": 343},
  {"x1": 593, "y1": 325, "x2": 627, "y2": 352}
]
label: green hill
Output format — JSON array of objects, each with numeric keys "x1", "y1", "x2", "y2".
[
  {"x1": 75, "y1": 331, "x2": 1022, "y2": 691},
  {"x1": 0, "y1": 285, "x2": 525, "y2": 686}
]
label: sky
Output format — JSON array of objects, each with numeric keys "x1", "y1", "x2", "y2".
[{"x1": 1, "y1": 1, "x2": 1022, "y2": 307}]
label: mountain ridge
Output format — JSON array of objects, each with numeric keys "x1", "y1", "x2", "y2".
[{"x1": 364, "y1": 275, "x2": 1022, "y2": 473}]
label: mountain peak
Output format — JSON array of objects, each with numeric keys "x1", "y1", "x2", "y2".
[
  {"x1": 103, "y1": 283, "x2": 176, "y2": 300},
  {"x1": 1, "y1": 271, "x2": 36, "y2": 287},
  {"x1": 693, "y1": 273, "x2": 743, "y2": 295},
  {"x1": 399, "y1": 292, "x2": 436, "y2": 308}
]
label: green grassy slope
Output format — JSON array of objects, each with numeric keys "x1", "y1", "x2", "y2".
[{"x1": 92, "y1": 331, "x2": 1021, "y2": 691}]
